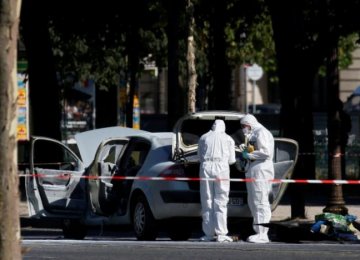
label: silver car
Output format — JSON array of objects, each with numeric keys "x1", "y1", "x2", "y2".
[{"x1": 22, "y1": 111, "x2": 298, "y2": 240}]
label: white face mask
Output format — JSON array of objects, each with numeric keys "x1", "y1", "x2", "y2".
[{"x1": 242, "y1": 126, "x2": 251, "y2": 136}]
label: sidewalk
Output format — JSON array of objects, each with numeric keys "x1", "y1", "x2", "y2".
[
  {"x1": 268, "y1": 187, "x2": 360, "y2": 242},
  {"x1": 272, "y1": 204, "x2": 360, "y2": 222},
  {"x1": 271, "y1": 186, "x2": 360, "y2": 222}
]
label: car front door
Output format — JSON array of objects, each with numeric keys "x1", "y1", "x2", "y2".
[{"x1": 26, "y1": 137, "x2": 86, "y2": 217}]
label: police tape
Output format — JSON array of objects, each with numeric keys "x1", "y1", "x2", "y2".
[{"x1": 17, "y1": 173, "x2": 360, "y2": 184}]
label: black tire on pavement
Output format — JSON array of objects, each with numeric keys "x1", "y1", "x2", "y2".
[
  {"x1": 62, "y1": 219, "x2": 87, "y2": 240},
  {"x1": 167, "y1": 223, "x2": 192, "y2": 241},
  {"x1": 132, "y1": 195, "x2": 158, "y2": 241}
]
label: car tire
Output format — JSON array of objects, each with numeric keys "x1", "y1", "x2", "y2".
[
  {"x1": 132, "y1": 195, "x2": 158, "y2": 241},
  {"x1": 167, "y1": 224, "x2": 192, "y2": 241},
  {"x1": 62, "y1": 219, "x2": 87, "y2": 240}
]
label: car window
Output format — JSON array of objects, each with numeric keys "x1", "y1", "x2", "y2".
[
  {"x1": 121, "y1": 140, "x2": 151, "y2": 173},
  {"x1": 33, "y1": 139, "x2": 79, "y2": 171},
  {"x1": 101, "y1": 145, "x2": 117, "y2": 163}
]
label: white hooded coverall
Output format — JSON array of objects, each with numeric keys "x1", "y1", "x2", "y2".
[
  {"x1": 198, "y1": 119, "x2": 236, "y2": 239},
  {"x1": 240, "y1": 114, "x2": 274, "y2": 243}
]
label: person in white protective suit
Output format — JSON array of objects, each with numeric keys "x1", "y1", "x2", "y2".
[
  {"x1": 198, "y1": 119, "x2": 236, "y2": 242},
  {"x1": 239, "y1": 114, "x2": 274, "y2": 243}
]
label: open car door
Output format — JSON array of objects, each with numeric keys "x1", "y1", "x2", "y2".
[
  {"x1": 25, "y1": 136, "x2": 86, "y2": 217},
  {"x1": 86, "y1": 138, "x2": 129, "y2": 216},
  {"x1": 88, "y1": 137, "x2": 152, "y2": 216},
  {"x1": 270, "y1": 137, "x2": 299, "y2": 210}
]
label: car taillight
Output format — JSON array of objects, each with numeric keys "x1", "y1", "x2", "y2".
[{"x1": 158, "y1": 164, "x2": 185, "y2": 177}]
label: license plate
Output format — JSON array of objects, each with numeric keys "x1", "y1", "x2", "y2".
[{"x1": 228, "y1": 197, "x2": 243, "y2": 206}]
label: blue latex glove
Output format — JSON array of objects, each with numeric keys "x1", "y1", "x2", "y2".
[
  {"x1": 311, "y1": 220, "x2": 326, "y2": 233},
  {"x1": 242, "y1": 151, "x2": 249, "y2": 160}
]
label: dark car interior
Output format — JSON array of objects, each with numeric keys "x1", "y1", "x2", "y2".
[
  {"x1": 105, "y1": 137, "x2": 151, "y2": 215},
  {"x1": 180, "y1": 119, "x2": 245, "y2": 147}
]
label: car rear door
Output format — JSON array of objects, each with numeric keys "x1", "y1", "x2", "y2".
[{"x1": 25, "y1": 136, "x2": 86, "y2": 217}]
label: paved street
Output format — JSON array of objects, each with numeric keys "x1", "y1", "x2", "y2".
[{"x1": 21, "y1": 238, "x2": 360, "y2": 260}]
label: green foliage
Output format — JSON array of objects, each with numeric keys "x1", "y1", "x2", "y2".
[
  {"x1": 47, "y1": 0, "x2": 360, "y2": 99},
  {"x1": 192, "y1": 0, "x2": 276, "y2": 82},
  {"x1": 48, "y1": 0, "x2": 280, "y2": 93},
  {"x1": 49, "y1": 1, "x2": 168, "y2": 90},
  {"x1": 338, "y1": 33, "x2": 359, "y2": 69},
  {"x1": 49, "y1": 20, "x2": 127, "y2": 90},
  {"x1": 225, "y1": 12, "x2": 276, "y2": 73},
  {"x1": 318, "y1": 33, "x2": 359, "y2": 77}
]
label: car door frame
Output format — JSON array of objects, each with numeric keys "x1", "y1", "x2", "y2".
[
  {"x1": 87, "y1": 137, "x2": 130, "y2": 216},
  {"x1": 88, "y1": 136, "x2": 152, "y2": 216},
  {"x1": 25, "y1": 136, "x2": 86, "y2": 217}
]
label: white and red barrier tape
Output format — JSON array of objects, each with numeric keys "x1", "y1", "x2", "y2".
[{"x1": 18, "y1": 174, "x2": 360, "y2": 184}]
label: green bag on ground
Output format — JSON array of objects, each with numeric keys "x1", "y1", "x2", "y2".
[{"x1": 315, "y1": 213, "x2": 354, "y2": 233}]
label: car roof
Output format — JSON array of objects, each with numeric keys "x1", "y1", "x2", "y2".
[{"x1": 75, "y1": 126, "x2": 173, "y2": 167}]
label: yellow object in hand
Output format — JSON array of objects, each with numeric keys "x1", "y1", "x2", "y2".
[{"x1": 247, "y1": 145, "x2": 255, "y2": 153}]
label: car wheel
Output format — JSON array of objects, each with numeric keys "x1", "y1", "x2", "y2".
[
  {"x1": 132, "y1": 195, "x2": 158, "y2": 241},
  {"x1": 62, "y1": 219, "x2": 87, "y2": 240},
  {"x1": 168, "y1": 224, "x2": 192, "y2": 241}
]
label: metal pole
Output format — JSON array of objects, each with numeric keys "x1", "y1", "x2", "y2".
[
  {"x1": 323, "y1": 46, "x2": 348, "y2": 215},
  {"x1": 252, "y1": 80, "x2": 256, "y2": 113},
  {"x1": 244, "y1": 66, "x2": 248, "y2": 113}
]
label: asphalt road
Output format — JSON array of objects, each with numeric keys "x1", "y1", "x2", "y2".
[
  {"x1": 21, "y1": 226, "x2": 360, "y2": 260},
  {"x1": 22, "y1": 238, "x2": 360, "y2": 260}
]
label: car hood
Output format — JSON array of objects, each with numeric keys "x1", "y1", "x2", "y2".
[
  {"x1": 75, "y1": 126, "x2": 150, "y2": 167},
  {"x1": 172, "y1": 111, "x2": 245, "y2": 159}
]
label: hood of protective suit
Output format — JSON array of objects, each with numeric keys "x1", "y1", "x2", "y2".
[
  {"x1": 240, "y1": 114, "x2": 261, "y2": 130},
  {"x1": 211, "y1": 119, "x2": 226, "y2": 133}
]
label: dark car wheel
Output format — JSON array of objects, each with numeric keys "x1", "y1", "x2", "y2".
[
  {"x1": 62, "y1": 219, "x2": 87, "y2": 240},
  {"x1": 132, "y1": 195, "x2": 158, "y2": 241}
]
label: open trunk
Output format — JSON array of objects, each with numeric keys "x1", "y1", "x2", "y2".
[{"x1": 175, "y1": 138, "x2": 298, "y2": 210}]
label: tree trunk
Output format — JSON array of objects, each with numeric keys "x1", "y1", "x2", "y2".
[
  {"x1": 187, "y1": 0, "x2": 197, "y2": 113},
  {"x1": 167, "y1": 0, "x2": 185, "y2": 129},
  {"x1": 125, "y1": 1, "x2": 141, "y2": 129},
  {"x1": 0, "y1": 0, "x2": 22, "y2": 259},
  {"x1": 20, "y1": 0, "x2": 62, "y2": 139},
  {"x1": 209, "y1": 0, "x2": 231, "y2": 110}
]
